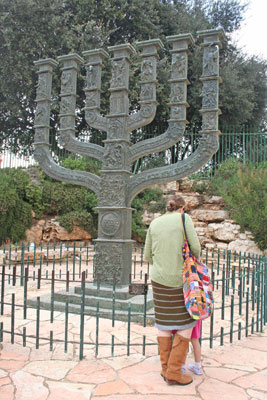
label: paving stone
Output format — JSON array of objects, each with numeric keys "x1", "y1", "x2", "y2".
[
  {"x1": 233, "y1": 369, "x2": 267, "y2": 391},
  {"x1": 104, "y1": 354, "x2": 146, "y2": 370},
  {"x1": 11, "y1": 370, "x2": 49, "y2": 400},
  {"x1": 204, "y1": 366, "x2": 248, "y2": 382},
  {"x1": 223, "y1": 364, "x2": 257, "y2": 372},
  {"x1": 0, "y1": 360, "x2": 26, "y2": 372},
  {"x1": 0, "y1": 343, "x2": 30, "y2": 361},
  {"x1": 202, "y1": 358, "x2": 222, "y2": 367},
  {"x1": 0, "y1": 384, "x2": 14, "y2": 399},
  {"x1": 198, "y1": 378, "x2": 248, "y2": 400},
  {"x1": 66, "y1": 360, "x2": 116, "y2": 384},
  {"x1": 118, "y1": 355, "x2": 201, "y2": 395},
  {"x1": 92, "y1": 396, "x2": 199, "y2": 400},
  {"x1": 46, "y1": 381, "x2": 95, "y2": 400},
  {"x1": 211, "y1": 344, "x2": 267, "y2": 369},
  {"x1": 0, "y1": 369, "x2": 8, "y2": 378},
  {"x1": 23, "y1": 360, "x2": 77, "y2": 380},
  {"x1": 0, "y1": 376, "x2": 11, "y2": 386},
  {"x1": 247, "y1": 388, "x2": 267, "y2": 400},
  {"x1": 93, "y1": 379, "x2": 135, "y2": 396},
  {"x1": 235, "y1": 336, "x2": 267, "y2": 352},
  {"x1": 29, "y1": 345, "x2": 53, "y2": 361}
]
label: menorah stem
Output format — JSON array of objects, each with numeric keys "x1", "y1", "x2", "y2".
[{"x1": 93, "y1": 44, "x2": 135, "y2": 285}]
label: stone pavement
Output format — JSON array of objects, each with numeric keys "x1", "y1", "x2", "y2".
[{"x1": 0, "y1": 328, "x2": 266, "y2": 400}]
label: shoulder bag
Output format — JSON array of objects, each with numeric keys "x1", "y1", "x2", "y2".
[{"x1": 181, "y1": 213, "x2": 214, "y2": 320}]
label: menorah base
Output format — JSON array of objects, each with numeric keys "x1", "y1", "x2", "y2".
[{"x1": 28, "y1": 283, "x2": 154, "y2": 323}]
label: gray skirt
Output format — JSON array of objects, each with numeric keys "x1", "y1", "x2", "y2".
[{"x1": 152, "y1": 280, "x2": 196, "y2": 330}]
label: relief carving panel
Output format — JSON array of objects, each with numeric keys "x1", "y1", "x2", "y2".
[
  {"x1": 202, "y1": 111, "x2": 217, "y2": 131},
  {"x1": 100, "y1": 212, "x2": 121, "y2": 236},
  {"x1": 111, "y1": 60, "x2": 126, "y2": 88},
  {"x1": 170, "y1": 83, "x2": 185, "y2": 103},
  {"x1": 141, "y1": 59, "x2": 154, "y2": 80},
  {"x1": 98, "y1": 174, "x2": 126, "y2": 206},
  {"x1": 201, "y1": 80, "x2": 218, "y2": 108},
  {"x1": 172, "y1": 54, "x2": 186, "y2": 79},
  {"x1": 140, "y1": 84, "x2": 154, "y2": 101},
  {"x1": 36, "y1": 74, "x2": 49, "y2": 99},
  {"x1": 103, "y1": 143, "x2": 124, "y2": 168},
  {"x1": 35, "y1": 103, "x2": 49, "y2": 125},
  {"x1": 60, "y1": 97, "x2": 74, "y2": 114},
  {"x1": 85, "y1": 65, "x2": 98, "y2": 89},
  {"x1": 203, "y1": 45, "x2": 219, "y2": 76},
  {"x1": 61, "y1": 70, "x2": 73, "y2": 93},
  {"x1": 94, "y1": 243, "x2": 123, "y2": 283}
]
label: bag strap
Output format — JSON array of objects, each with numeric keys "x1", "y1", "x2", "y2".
[{"x1": 181, "y1": 213, "x2": 187, "y2": 241}]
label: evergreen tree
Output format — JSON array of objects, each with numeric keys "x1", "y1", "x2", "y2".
[{"x1": 0, "y1": 0, "x2": 266, "y2": 156}]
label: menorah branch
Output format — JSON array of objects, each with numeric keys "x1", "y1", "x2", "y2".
[
  {"x1": 127, "y1": 134, "x2": 219, "y2": 204},
  {"x1": 128, "y1": 121, "x2": 185, "y2": 164},
  {"x1": 59, "y1": 133, "x2": 104, "y2": 162},
  {"x1": 57, "y1": 53, "x2": 105, "y2": 161},
  {"x1": 34, "y1": 145, "x2": 101, "y2": 193}
]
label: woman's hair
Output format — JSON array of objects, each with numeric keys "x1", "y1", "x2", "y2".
[{"x1": 166, "y1": 195, "x2": 185, "y2": 212}]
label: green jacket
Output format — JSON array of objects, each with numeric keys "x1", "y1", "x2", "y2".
[{"x1": 144, "y1": 212, "x2": 201, "y2": 287}]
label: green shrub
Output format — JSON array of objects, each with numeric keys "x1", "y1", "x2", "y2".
[
  {"x1": 25, "y1": 183, "x2": 47, "y2": 218},
  {"x1": 210, "y1": 160, "x2": 267, "y2": 250},
  {"x1": 131, "y1": 188, "x2": 166, "y2": 240},
  {"x1": 0, "y1": 172, "x2": 32, "y2": 244},
  {"x1": 192, "y1": 180, "x2": 209, "y2": 194},
  {"x1": 61, "y1": 156, "x2": 101, "y2": 175},
  {"x1": 1, "y1": 168, "x2": 30, "y2": 199},
  {"x1": 209, "y1": 158, "x2": 242, "y2": 195},
  {"x1": 140, "y1": 154, "x2": 167, "y2": 171},
  {"x1": 57, "y1": 210, "x2": 97, "y2": 237},
  {"x1": 42, "y1": 181, "x2": 89, "y2": 215}
]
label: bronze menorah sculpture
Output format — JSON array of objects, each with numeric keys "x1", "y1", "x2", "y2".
[{"x1": 34, "y1": 29, "x2": 225, "y2": 285}]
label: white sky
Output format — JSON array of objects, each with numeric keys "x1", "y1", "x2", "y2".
[{"x1": 231, "y1": 0, "x2": 267, "y2": 60}]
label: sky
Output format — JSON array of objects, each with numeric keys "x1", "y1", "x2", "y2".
[{"x1": 231, "y1": 0, "x2": 267, "y2": 60}]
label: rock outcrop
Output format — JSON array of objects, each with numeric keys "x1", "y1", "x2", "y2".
[
  {"x1": 23, "y1": 179, "x2": 265, "y2": 256},
  {"x1": 142, "y1": 180, "x2": 265, "y2": 256},
  {"x1": 25, "y1": 218, "x2": 92, "y2": 246}
]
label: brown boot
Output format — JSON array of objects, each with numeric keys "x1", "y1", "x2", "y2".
[
  {"x1": 165, "y1": 334, "x2": 193, "y2": 385},
  {"x1": 157, "y1": 336, "x2": 172, "y2": 380}
]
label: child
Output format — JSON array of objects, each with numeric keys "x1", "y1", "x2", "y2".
[
  {"x1": 172, "y1": 320, "x2": 203, "y2": 375},
  {"x1": 187, "y1": 320, "x2": 203, "y2": 375}
]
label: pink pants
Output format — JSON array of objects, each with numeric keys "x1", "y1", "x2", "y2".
[{"x1": 172, "y1": 320, "x2": 201, "y2": 339}]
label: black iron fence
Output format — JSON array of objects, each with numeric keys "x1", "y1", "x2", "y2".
[{"x1": 0, "y1": 242, "x2": 266, "y2": 359}]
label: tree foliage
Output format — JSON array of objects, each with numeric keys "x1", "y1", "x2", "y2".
[
  {"x1": 0, "y1": 0, "x2": 266, "y2": 156},
  {"x1": 209, "y1": 159, "x2": 267, "y2": 251},
  {"x1": 0, "y1": 170, "x2": 32, "y2": 244}
]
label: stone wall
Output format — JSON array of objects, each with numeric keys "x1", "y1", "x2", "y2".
[{"x1": 143, "y1": 180, "x2": 265, "y2": 256}]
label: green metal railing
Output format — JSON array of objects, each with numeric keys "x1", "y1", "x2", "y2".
[
  {"x1": 131, "y1": 126, "x2": 267, "y2": 175},
  {"x1": 0, "y1": 242, "x2": 266, "y2": 359},
  {"x1": 1, "y1": 127, "x2": 266, "y2": 174}
]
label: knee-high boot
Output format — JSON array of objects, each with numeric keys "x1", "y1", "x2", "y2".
[
  {"x1": 157, "y1": 336, "x2": 172, "y2": 380},
  {"x1": 165, "y1": 334, "x2": 193, "y2": 385}
]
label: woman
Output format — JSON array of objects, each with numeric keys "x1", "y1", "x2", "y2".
[{"x1": 144, "y1": 194, "x2": 201, "y2": 386}]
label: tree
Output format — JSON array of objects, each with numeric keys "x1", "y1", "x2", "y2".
[{"x1": 0, "y1": 0, "x2": 266, "y2": 156}]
